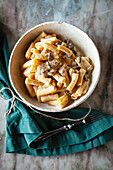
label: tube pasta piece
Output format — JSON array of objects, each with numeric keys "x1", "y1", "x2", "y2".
[
  {"x1": 57, "y1": 95, "x2": 69, "y2": 109},
  {"x1": 46, "y1": 100, "x2": 58, "y2": 106},
  {"x1": 41, "y1": 47, "x2": 48, "y2": 56},
  {"x1": 64, "y1": 73, "x2": 70, "y2": 87},
  {"x1": 31, "y1": 48, "x2": 40, "y2": 54},
  {"x1": 36, "y1": 85, "x2": 57, "y2": 96},
  {"x1": 35, "y1": 42, "x2": 44, "y2": 48},
  {"x1": 75, "y1": 57, "x2": 93, "y2": 71},
  {"x1": 44, "y1": 43, "x2": 59, "y2": 54},
  {"x1": 87, "y1": 65, "x2": 94, "y2": 72},
  {"x1": 35, "y1": 73, "x2": 52, "y2": 85},
  {"x1": 67, "y1": 73, "x2": 79, "y2": 91},
  {"x1": 53, "y1": 73, "x2": 65, "y2": 88},
  {"x1": 57, "y1": 45, "x2": 73, "y2": 57},
  {"x1": 25, "y1": 42, "x2": 35, "y2": 60},
  {"x1": 36, "y1": 46, "x2": 44, "y2": 51},
  {"x1": 77, "y1": 68, "x2": 86, "y2": 86},
  {"x1": 35, "y1": 53, "x2": 48, "y2": 61},
  {"x1": 71, "y1": 79, "x2": 90, "y2": 99},
  {"x1": 33, "y1": 86, "x2": 41, "y2": 102},
  {"x1": 31, "y1": 53, "x2": 35, "y2": 59},
  {"x1": 53, "y1": 73, "x2": 65, "y2": 84},
  {"x1": 25, "y1": 78, "x2": 43, "y2": 86},
  {"x1": 23, "y1": 67, "x2": 31, "y2": 77},
  {"x1": 25, "y1": 79, "x2": 35, "y2": 97},
  {"x1": 71, "y1": 86, "x2": 84, "y2": 99},
  {"x1": 57, "y1": 82, "x2": 62, "y2": 88},
  {"x1": 21, "y1": 60, "x2": 32, "y2": 70},
  {"x1": 37, "y1": 48, "x2": 50, "y2": 61},
  {"x1": 30, "y1": 66, "x2": 37, "y2": 73},
  {"x1": 40, "y1": 94, "x2": 59, "y2": 102},
  {"x1": 82, "y1": 79, "x2": 90, "y2": 94},
  {"x1": 33, "y1": 58, "x2": 42, "y2": 66},
  {"x1": 51, "y1": 80, "x2": 57, "y2": 86},
  {"x1": 41, "y1": 37, "x2": 58, "y2": 43},
  {"x1": 31, "y1": 48, "x2": 48, "y2": 60},
  {"x1": 69, "y1": 68, "x2": 75, "y2": 77},
  {"x1": 21, "y1": 58, "x2": 41, "y2": 70},
  {"x1": 34, "y1": 32, "x2": 47, "y2": 43},
  {"x1": 59, "y1": 64, "x2": 70, "y2": 87},
  {"x1": 32, "y1": 47, "x2": 48, "y2": 60},
  {"x1": 28, "y1": 73, "x2": 35, "y2": 79}
]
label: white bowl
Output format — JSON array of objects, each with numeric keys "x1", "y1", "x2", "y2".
[{"x1": 9, "y1": 21, "x2": 101, "y2": 112}]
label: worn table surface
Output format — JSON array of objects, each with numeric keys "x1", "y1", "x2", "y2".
[{"x1": 0, "y1": 0, "x2": 113, "y2": 169}]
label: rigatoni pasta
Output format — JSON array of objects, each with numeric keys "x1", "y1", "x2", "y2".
[{"x1": 21, "y1": 32, "x2": 94, "y2": 109}]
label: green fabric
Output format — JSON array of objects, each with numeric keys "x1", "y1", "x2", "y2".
[{"x1": 0, "y1": 29, "x2": 113, "y2": 156}]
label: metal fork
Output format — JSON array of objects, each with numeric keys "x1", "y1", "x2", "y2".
[{"x1": 33, "y1": 111, "x2": 108, "y2": 142}]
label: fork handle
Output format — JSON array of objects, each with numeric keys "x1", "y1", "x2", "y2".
[{"x1": 33, "y1": 121, "x2": 83, "y2": 142}]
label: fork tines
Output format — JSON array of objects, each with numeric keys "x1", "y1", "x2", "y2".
[{"x1": 86, "y1": 111, "x2": 108, "y2": 123}]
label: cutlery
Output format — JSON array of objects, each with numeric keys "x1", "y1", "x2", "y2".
[{"x1": 34, "y1": 111, "x2": 108, "y2": 142}]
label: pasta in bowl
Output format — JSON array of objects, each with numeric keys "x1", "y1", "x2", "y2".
[
  {"x1": 9, "y1": 22, "x2": 100, "y2": 112},
  {"x1": 21, "y1": 32, "x2": 94, "y2": 109}
]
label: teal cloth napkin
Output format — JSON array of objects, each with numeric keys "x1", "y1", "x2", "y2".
[{"x1": 0, "y1": 29, "x2": 113, "y2": 156}]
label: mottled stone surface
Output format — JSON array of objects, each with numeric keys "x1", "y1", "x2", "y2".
[{"x1": 0, "y1": 0, "x2": 113, "y2": 169}]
